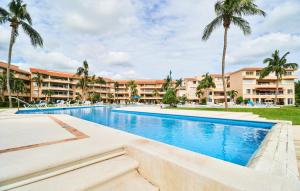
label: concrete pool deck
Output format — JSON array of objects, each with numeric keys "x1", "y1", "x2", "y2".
[{"x1": 0, "y1": 106, "x2": 299, "y2": 190}]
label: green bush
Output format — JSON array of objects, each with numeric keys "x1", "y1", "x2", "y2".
[
  {"x1": 200, "y1": 98, "x2": 207, "y2": 105},
  {"x1": 236, "y1": 96, "x2": 243, "y2": 104},
  {"x1": 0, "y1": 101, "x2": 24, "y2": 108},
  {"x1": 162, "y1": 88, "x2": 178, "y2": 107}
]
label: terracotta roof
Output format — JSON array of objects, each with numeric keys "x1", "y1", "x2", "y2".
[
  {"x1": 115, "y1": 79, "x2": 166, "y2": 84},
  {"x1": 30, "y1": 68, "x2": 79, "y2": 78},
  {"x1": 0, "y1": 62, "x2": 31, "y2": 74},
  {"x1": 184, "y1": 77, "x2": 197, "y2": 81}
]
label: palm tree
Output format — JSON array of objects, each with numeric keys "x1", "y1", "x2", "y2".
[
  {"x1": 1, "y1": 0, "x2": 43, "y2": 108},
  {"x1": 152, "y1": 89, "x2": 160, "y2": 104},
  {"x1": 13, "y1": 78, "x2": 25, "y2": 99},
  {"x1": 175, "y1": 78, "x2": 183, "y2": 88},
  {"x1": 196, "y1": 86, "x2": 204, "y2": 103},
  {"x1": 162, "y1": 70, "x2": 173, "y2": 91},
  {"x1": 32, "y1": 72, "x2": 43, "y2": 101},
  {"x1": 127, "y1": 80, "x2": 138, "y2": 102},
  {"x1": 43, "y1": 89, "x2": 54, "y2": 102},
  {"x1": 227, "y1": 90, "x2": 238, "y2": 102},
  {"x1": 76, "y1": 60, "x2": 89, "y2": 101},
  {"x1": 202, "y1": 0, "x2": 265, "y2": 109},
  {"x1": 198, "y1": 73, "x2": 216, "y2": 103},
  {"x1": 260, "y1": 50, "x2": 298, "y2": 104},
  {"x1": 0, "y1": 71, "x2": 15, "y2": 101},
  {"x1": 114, "y1": 81, "x2": 119, "y2": 103}
]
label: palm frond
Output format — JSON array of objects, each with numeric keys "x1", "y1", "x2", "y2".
[
  {"x1": 0, "y1": 7, "x2": 9, "y2": 17},
  {"x1": 202, "y1": 16, "x2": 223, "y2": 41},
  {"x1": 238, "y1": 1, "x2": 266, "y2": 17},
  {"x1": 20, "y1": 21, "x2": 43, "y2": 47},
  {"x1": 231, "y1": 16, "x2": 251, "y2": 35}
]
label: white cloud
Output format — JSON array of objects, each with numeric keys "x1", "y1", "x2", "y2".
[
  {"x1": 228, "y1": 33, "x2": 300, "y2": 65},
  {"x1": 0, "y1": 0, "x2": 299, "y2": 79}
]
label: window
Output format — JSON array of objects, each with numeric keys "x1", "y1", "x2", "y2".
[
  {"x1": 246, "y1": 89, "x2": 251, "y2": 94},
  {"x1": 286, "y1": 71, "x2": 293, "y2": 76},
  {"x1": 33, "y1": 90, "x2": 39, "y2": 95},
  {"x1": 246, "y1": 72, "x2": 254, "y2": 76},
  {"x1": 193, "y1": 81, "x2": 196, "y2": 84},
  {"x1": 256, "y1": 72, "x2": 260, "y2": 76},
  {"x1": 288, "y1": 98, "x2": 293, "y2": 104},
  {"x1": 287, "y1": 89, "x2": 293, "y2": 94}
]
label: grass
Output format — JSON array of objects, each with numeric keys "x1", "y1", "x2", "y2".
[{"x1": 170, "y1": 106, "x2": 300, "y2": 125}]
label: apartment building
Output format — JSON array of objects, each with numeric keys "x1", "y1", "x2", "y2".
[
  {"x1": 0, "y1": 62, "x2": 297, "y2": 105},
  {"x1": 180, "y1": 74, "x2": 230, "y2": 104},
  {"x1": 230, "y1": 67, "x2": 297, "y2": 105},
  {"x1": 0, "y1": 62, "x2": 31, "y2": 101},
  {"x1": 112, "y1": 80, "x2": 165, "y2": 104},
  {"x1": 30, "y1": 68, "x2": 80, "y2": 102}
]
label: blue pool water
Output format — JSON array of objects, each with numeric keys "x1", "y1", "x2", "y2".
[{"x1": 17, "y1": 106, "x2": 274, "y2": 166}]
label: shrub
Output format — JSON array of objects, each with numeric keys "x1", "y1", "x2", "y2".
[
  {"x1": 236, "y1": 96, "x2": 243, "y2": 104},
  {"x1": 162, "y1": 88, "x2": 178, "y2": 107},
  {"x1": 200, "y1": 98, "x2": 207, "y2": 105}
]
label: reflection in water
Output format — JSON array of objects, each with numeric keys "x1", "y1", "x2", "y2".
[{"x1": 19, "y1": 106, "x2": 270, "y2": 166}]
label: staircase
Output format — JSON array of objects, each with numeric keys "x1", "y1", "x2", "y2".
[{"x1": 1, "y1": 147, "x2": 158, "y2": 191}]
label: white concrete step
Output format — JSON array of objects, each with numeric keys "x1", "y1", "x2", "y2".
[
  {"x1": 1, "y1": 147, "x2": 126, "y2": 190},
  {"x1": 88, "y1": 171, "x2": 158, "y2": 191},
  {"x1": 9, "y1": 155, "x2": 139, "y2": 191}
]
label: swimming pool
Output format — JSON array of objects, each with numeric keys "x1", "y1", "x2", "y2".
[{"x1": 17, "y1": 106, "x2": 274, "y2": 166}]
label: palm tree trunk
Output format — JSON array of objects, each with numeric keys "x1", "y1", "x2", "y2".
[
  {"x1": 275, "y1": 76, "x2": 279, "y2": 105},
  {"x1": 7, "y1": 27, "x2": 16, "y2": 108},
  {"x1": 222, "y1": 27, "x2": 229, "y2": 109}
]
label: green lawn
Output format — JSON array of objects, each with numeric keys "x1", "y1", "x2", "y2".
[{"x1": 170, "y1": 106, "x2": 300, "y2": 125}]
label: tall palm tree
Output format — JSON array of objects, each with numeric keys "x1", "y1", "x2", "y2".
[
  {"x1": 127, "y1": 80, "x2": 138, "y2": 102},
  {"x1": 227, "y1": 90, "x2": 238, "y2": 102},
  {"x1": 1, "y1": 0, "x2": 43, "y2": 108},
  {"x1": 260, "y1": 50, "x2": 298, "y2": 104},
  {"x1": 202, "y1": 0, "x2": 265, "y2": 109},
  {"x1": 198, "y1": 73, "x2": 216, "y2": 103},
  {"x1": 76, "y1": 60, "x2": 89, "y2": 101},
  {"x1": 162, "y1": 70, "x2": 173, "y2": 91},
  {"x1": 32, "y1": 72, "x2": 43, "y2": 101}
]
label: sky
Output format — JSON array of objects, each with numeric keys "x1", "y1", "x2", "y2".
[{"x1": 0, "y1": 0, "x2": 299, "y2": 80}]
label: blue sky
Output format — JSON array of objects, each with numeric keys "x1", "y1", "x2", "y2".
[{"x1": 0, "y1": 0, "x2": 299, "y2": 79}]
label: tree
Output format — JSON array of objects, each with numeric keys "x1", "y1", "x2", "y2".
[
  {"x1": 0, "y1": 71, "x2": 15, "y2": 101},
  {"x1": 1, "y1": 0, "x2": 43, "y2": 108},
  {"x1": 260, "y1": 50, "x2": 298, "y2": 104},
  {"x1": 12, "y1": 78, "x2": 25, "y2": 99},
  {"x1": 175, "y1": 78, "x2": 183, "y2": 89},
  {"x1": 43, "y1": 89, "x2": 54, "y2": 102},
  {"x1": 295, "y1": 81, "x2": 300, "y2": 106},
  {"x1": 196, "y1": 86, "x2": 204, "y2": 103},
  {"x1": 197, "y1": 73, "x2": 216, "y2": 103},
  {"x1": 76, "y1": 60, "x2": 89, "y2": 101},
  {"x1": 227, "y1": 90, "x2": 238, "y2": 102},
  {"x1": 32, "y1": 72, "x2": 43, "y2": 101},
  {"x1": 162, "y1": 70, "x2": 173, "y2": 91},
  {"x1": 162, "y1": 88, "x2": 178, "y2": 107},
  {"x1": 114, "y1": 81, "x2": 119, "y2": 103},
  {"x1": 152, "y1": 89, "x2": 160, "y2": 104},
  {"x1": 202, "y1": 0, "x2": 265, "y2": 109},
  {"x1": 127, "y1": 80, "x2": 138, "y2": 102},
  {"x1": 178, "y1": 95, "x2": 187, "y2": 105},
  {"x1": 236, "y1": 96, "x2": 243, "y2": 104},
  {"x1": 90, "y1": 93, "x2": 101, "y2": 104}
]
